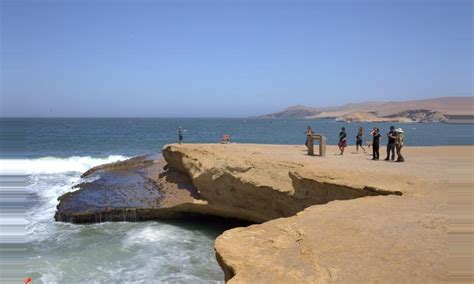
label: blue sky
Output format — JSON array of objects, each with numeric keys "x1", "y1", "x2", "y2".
[{"x1": 1, "y1": 0, "x2": 472, "y2": 117}]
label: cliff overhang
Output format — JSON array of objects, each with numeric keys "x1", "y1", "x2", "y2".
[{"x1": 54, "y1": 143, "x2": 456, "y2": 282}]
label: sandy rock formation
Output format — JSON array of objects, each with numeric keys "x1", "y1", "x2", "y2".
[
  {"x1": 334, "y1": 111, "x2": 406, "y2": 123},
  {"x1": 54, "y1": 144, "x2": 471, "y2": 282},
  {"x1": 162, "y1": 144, "x2": 401, "y2": 223},
  {"x1": 210, "y1": 145, "x2": 465, "y2": 283},
  {"x1": 161, "y1": 144, "x2": 458, "y2": 281}
]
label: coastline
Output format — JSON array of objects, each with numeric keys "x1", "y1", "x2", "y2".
[
  {"x1": 54, "y1": 143, "x2": 473, "y2": 282},
  {"x1": 257, "y1": 96, "x2": 474, "y2": 123}
]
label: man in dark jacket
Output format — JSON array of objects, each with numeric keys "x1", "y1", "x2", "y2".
[
  {"x1": 385, "y1": 126, "x2": 398, "y2": 161},
  {"x1": 371, "y1": 127, "x2": 381, "y2": 160}
]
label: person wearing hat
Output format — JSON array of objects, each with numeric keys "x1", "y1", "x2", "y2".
[{"x1": 395, "y1": 128, "x2": 405, "y2": 162}]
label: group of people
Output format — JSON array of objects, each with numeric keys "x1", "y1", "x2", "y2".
[
  {"x1": 367, "y1": 126, "x2": 405, "y2": 162},
  {"x1": 306, "y1": 125, "x2": 405, "y2": 162},
  {"x1": 179, "y1": 125, "x2": 405, "y2": 162}
]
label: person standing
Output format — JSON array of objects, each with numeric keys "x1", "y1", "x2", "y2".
[
  {"x1": 395, "y1": 128, "x2": 405, "y2": 162},
  {"x1": 356, "y1": 127, "x2": 367, "y2": 154},
  {"x1": 385, "y1": 126, "x2": 398, "y2": 161},
  {"x1": 338, "y1": 127, "x2": 347, "y2": 155},
  {"x1": 305, "y1": 126, "x2": 314, "y2": 148},
  {"x1": 370, "y1": 127, "x2": 381, "y2": 160},
  {"x1": 177, "y1": 126, "x2": 184, "y2": 144}
]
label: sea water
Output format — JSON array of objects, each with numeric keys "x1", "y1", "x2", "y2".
[{"x1": 1, "y1": 118, "x2": 472, "y2": 283}]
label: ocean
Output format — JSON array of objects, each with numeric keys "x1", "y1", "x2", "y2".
[{"x1": 1, "y1": 118, "x2": 472, "y2": 283}]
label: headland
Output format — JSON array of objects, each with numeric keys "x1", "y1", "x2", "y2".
[
  {"x1": 257, "y1": 96, "x2": 474, "y2": 123},
  {"x1": 55, "y1": 143, "x2": 472, "y2": 282}
]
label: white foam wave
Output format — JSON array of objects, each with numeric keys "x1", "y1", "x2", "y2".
[
  {"x1": 0, "y1": 155, "x2": 129, "y2": 174},
  {"x1": 122, "y1": 226, "x2": 172, "y2": 248},
  {"x1": 21, "y1": 155, "x2": 225, "y2": 283}
]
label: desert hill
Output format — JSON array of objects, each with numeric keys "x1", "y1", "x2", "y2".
[{"x1": 258, "y1": 96, "x2": 473, "y2": 123}]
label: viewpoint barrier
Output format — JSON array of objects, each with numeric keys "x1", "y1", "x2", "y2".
[{"x1": 307, "y1": 134, "x2": 327, "y2": 156}]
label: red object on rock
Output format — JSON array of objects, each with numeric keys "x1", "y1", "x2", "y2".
[{"x1": 25, "y1": 277, "x2": 32, "y2": 283}]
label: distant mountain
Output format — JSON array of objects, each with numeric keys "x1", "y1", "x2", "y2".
[
  {"x1": 257, "y1": 97, "x2": 474, "y2": 123},
  {"x1": 258, "y1": 105, "x2": 326, "y2": 119}
]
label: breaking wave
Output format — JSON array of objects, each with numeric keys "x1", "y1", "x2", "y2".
[{"x1": 0, "y1": 155, "x2": 129, "y2": 175}]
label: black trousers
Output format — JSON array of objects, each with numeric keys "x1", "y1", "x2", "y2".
[
  {"x1": 386, "y1": 143, "x2": 396, "y2": 160},
  {"x1": 373, "y1": 144, "x2": 380, "y2": 159}
]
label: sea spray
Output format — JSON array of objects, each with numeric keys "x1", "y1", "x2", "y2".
[{"x1": 19, "y1": 156, "x2": 225, "y2": 283}]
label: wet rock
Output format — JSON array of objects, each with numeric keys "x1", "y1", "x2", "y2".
[{"x1": 55, "y1": 155, "x2": 201, "y2": 223}]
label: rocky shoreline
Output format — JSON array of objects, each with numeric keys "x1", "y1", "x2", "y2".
[
  {"x1": 55, "y1": 144, "x2": 467, "y2": 282},
  {"x1": 55, "y1": 145, "x2": 402, "y2": 224}
]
